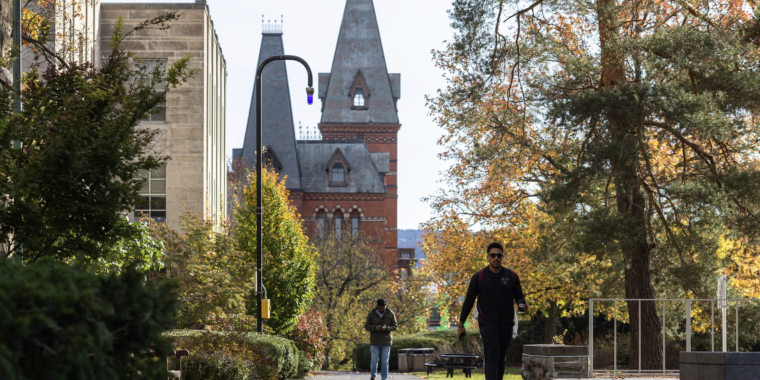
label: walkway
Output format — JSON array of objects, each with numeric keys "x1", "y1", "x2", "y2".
[
  {"x1": 302, "y1": 371, "x2": 679, "y2": 380},
  {"x1": 304, "y1": 371, "x2": 424, "y2": 380}
]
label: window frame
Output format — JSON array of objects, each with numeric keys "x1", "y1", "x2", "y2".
[
  {"x1": 140, "y1": 59, "x2": 168, "y2": 122},
  {"x1": 316, "y1": 210, "x2": 326, "y2": 237},
  {"x1": 135, "y1": 163, "x2": 167, "y2": 223},
  {"x1": 351, "y1": 213, "x2": 360, "y2": 237},
  {"x1": 334, "y1": 212, "x2": 343, "y2": 239},
  {"x1": 327, "y1": 148, "x2": 351, "y2": 187},
  {"x1": 331, "y1": 163, "x2": 346, "y2": 183},
  {"x1": 349, "y1": 69, "x2": 370, "y2": 110},
  {"x1": 353, "y1": 89, "x2": 365, "y2": 108}
]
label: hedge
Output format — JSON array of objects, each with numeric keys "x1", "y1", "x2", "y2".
[
  {"x1": 167, "y1": 330, "x2": 301, "y2": 380},
  {"x1": 182, "y1": 351, "x2": 250, "y2": 380},
  {"x1": 0, "y1": 258, "x2": 178, "y2": 380}
]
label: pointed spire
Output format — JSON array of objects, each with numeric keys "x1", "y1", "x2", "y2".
[
  {"x1": 320, "y1": 0, "x2": 400, "y2": 124},
  {"x1": 240, "y1": 25, "x2": 302, "y2": 189}
]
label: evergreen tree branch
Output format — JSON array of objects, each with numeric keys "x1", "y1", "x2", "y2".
[
  {"x1": 497, "y1": 126, "x2": 570, "y2": 174},
  {"x1": 672, "y1": 0, "x2": 716, "y2": 27},
  {"x1": 643, "y1": 120, "x2": 719, "y2": 179}
]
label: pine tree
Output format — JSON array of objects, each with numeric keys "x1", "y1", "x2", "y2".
[{"x1": 432, "y1": 0, "x2": 760, "y2": 367}]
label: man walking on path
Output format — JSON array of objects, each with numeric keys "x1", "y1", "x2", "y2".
[
  {"x1": 364, "y1": 298, "x2": 398, "y2": 380},
  {"x1": 458, "y1": 242, "x2": 528, "y2": 380}
]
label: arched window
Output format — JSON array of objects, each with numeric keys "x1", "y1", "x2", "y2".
[
  {"x1": 316, "y1": 210, "x2": 326, "y2": 237},
  {"x1": 334, "y1": 211, "x2": 343, "y2": 239},
  {"x1": 351, "y1": 211, "x2": 360, "y2": 237},
  {"x1": 353, "y1": 89, "x2": 365, "y2": 107},
  {"x1": 332, "y1": 163, "x2": 345, "y2": 183}
]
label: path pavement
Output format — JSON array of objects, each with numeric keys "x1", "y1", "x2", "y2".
[
  {"x1": 302, "y1": 372, "x2": 680, "y2": 380},
  {"x1": 303, "y1": 371, "x2": 423, "y2": 380},
  {"x1": 556, "y1": 377, "x2": 678, "y2": 379}
]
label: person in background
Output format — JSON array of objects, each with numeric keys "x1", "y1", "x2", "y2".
[
  {"x1": 458, "y1": 242, "x2": 528, "y2": 380},
  {"x1": 364, "y1": 298, "x2": 398, "y2": 380}
]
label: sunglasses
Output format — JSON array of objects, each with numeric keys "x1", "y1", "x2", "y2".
[{"x1": 488, "y1": 253, "x2": 504, "y2": 259}]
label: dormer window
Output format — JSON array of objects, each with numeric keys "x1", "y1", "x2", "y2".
[
  {"x1": 332, "y1": 163, "x2": 346, "y2": 182},
  {"x1": 350, "y1": 69, "x2": 370, "y2": 110},
  {"x1": 327, "y1": 148, "x2": 350, "y2": 187},
  {"x1": 353, "y1": 89, "x2": 365, "y2": 107}
]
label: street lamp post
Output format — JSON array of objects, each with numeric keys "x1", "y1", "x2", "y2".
[
  {"x1": 13, "y1": 0, "x2": 21, "y2": 114},
  {"x1": 255, "y1": 55, "x2": 313, "y2": 333}
]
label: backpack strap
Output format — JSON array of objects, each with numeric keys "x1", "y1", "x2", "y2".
[
  {"x1": 476, "y1": 268, "x2": 486, "y2": 317},
  {"x1": 507, "y1": 268, "x2": 517, "y2": 282}
]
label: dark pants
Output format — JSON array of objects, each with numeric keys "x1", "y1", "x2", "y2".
[{"x1": 480, "y1": 323, "x2": 513, "y2": 380}]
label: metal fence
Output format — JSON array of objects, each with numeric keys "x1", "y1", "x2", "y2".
[{"x1": 588, "y1": 298, "x2": 760, "y2": 378}]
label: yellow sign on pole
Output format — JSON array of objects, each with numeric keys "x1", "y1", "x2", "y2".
[{"x1": 261, "y1": 299, "x2": 271, "y2": 319}]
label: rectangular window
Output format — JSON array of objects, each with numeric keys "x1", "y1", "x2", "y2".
[
  {"x1": 317, "y1": 216, "x2": 325, "y2": 237},
  {"x1": 352, "y1": 216, "x2": 359, "y2": 237},
  {"x1": 136, "y1": 164, "x2": 167, "y2": 223},
  {"x1": 331, "y1": 163, "x2": 345, "y2": 183},
  {"x1": 141, "y1": 59, "x2": 168, "y2": 122},
  {"x1": 335, "y1": 217, "x2": 342, "y2": 239}
]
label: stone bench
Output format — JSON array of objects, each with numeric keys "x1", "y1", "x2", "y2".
[
  {"x1": 521, "y1": 344, "x2": 588, "y2": 380},
  {"x1": 680, "y1": 352, "x2": 760, "y2": 380}
]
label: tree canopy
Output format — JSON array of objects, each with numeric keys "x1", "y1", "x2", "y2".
[
  {"x1": 311, "y1": 233, "x2": 430, "y2": 369},
  {"x1": 0, "y1": 16, "x2": 194, "y2": 263},
  {"x1": 235, "y1": 168, "x2": 318, "y2": 334},
  {"x1": 429, "y1": 0, "x2": 760, "y2": 367}
]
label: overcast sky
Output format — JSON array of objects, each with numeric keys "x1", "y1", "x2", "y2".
[{"x1": 104, "y1": 0, "x2": 457, "y2": 229}]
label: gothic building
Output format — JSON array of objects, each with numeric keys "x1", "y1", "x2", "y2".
[{"x1": 234, "y1": 0, "x2": 412, "y2": 265}]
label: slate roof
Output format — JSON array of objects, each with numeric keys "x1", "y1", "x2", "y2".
[
  {"x1": 370, "y1": 152, "x2": 389, "y2": 173},
  {"x1": 240, "y1": 32, "x2": 302, "y2": 190},
  {"x1": 320, "y1": 0, "x2": 400, "y2": 124},
  {"x1": 297, "y1": 141, "x2": 386, "y2": 193}
]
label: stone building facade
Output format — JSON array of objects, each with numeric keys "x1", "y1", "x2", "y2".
[
  {"x1": 0, "y1": 0, "x2": 11, "y2": 86},
  {"x1": 100, "y1": 0, "x2": 227, "y2": 229},
  {"x1": 235, "y1": 0, "x2": 411, "y2": 265}
]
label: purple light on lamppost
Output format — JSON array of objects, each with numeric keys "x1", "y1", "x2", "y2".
[{"x1": 307, "y1": 87, "x2": 314, "y2": 105}]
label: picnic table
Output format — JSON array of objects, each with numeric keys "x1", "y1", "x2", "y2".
[{"x1": 441, "y1": 353, "x2": 479, "y2": 378}]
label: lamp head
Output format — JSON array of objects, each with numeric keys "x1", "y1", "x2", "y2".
[{"x1": 306, "y1": 87, "x2": 314, "y2": 105}]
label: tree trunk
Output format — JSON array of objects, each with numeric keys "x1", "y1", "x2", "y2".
[
  {"x1": 543, "y1": 301, "x2": 558, "y2": 344},
  {"x1": 596, "y1": 0, "x2": 663, "y2": 369}
]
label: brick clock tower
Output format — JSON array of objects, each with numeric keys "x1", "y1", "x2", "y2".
[
  {"x1": 235, "y1": 0, "x2": 408, "y2": 265},
  {"x1": 316, "y1": 0, "x2": 401, "y2": 259}
]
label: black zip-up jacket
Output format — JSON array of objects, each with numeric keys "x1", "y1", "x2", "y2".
[{"x1": 458, "y1": 267, "x2": 526, "y2": 326}]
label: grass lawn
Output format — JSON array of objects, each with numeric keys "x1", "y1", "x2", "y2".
[{"x1": 411, "y1": 367, "x2": 521, "y2": 380}]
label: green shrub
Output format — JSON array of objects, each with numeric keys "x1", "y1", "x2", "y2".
[
  {"x1": 168, "y1": 330, "x2": 301, "y2": 380},
  {"x1": 0, "y1": 258, "x2": 178, "y2": 380},
  {"x1": 182, "y1": 352, "x2": 250, "y2": 380},
  {"x1": 296, "y1": 349, "x2": 312, "y2": 379}
]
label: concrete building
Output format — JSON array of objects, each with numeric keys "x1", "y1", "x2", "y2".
[
  {"x1": 0, "y1": 0, "x2": 11, "y2": 87},
  {"x1": 235, "y1": 0, "x2": 412, "y2": 266},
  {"x1": 100, "y1": 0, "x2": 227, "y2": 229}
]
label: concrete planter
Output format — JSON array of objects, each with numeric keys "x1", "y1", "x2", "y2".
[
  {"x1": 521, "y1": 344, "x2": 588, "y2": 380},
  {"x1": 680, "y1": 352, "x2": 760, "y2": 380}
]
